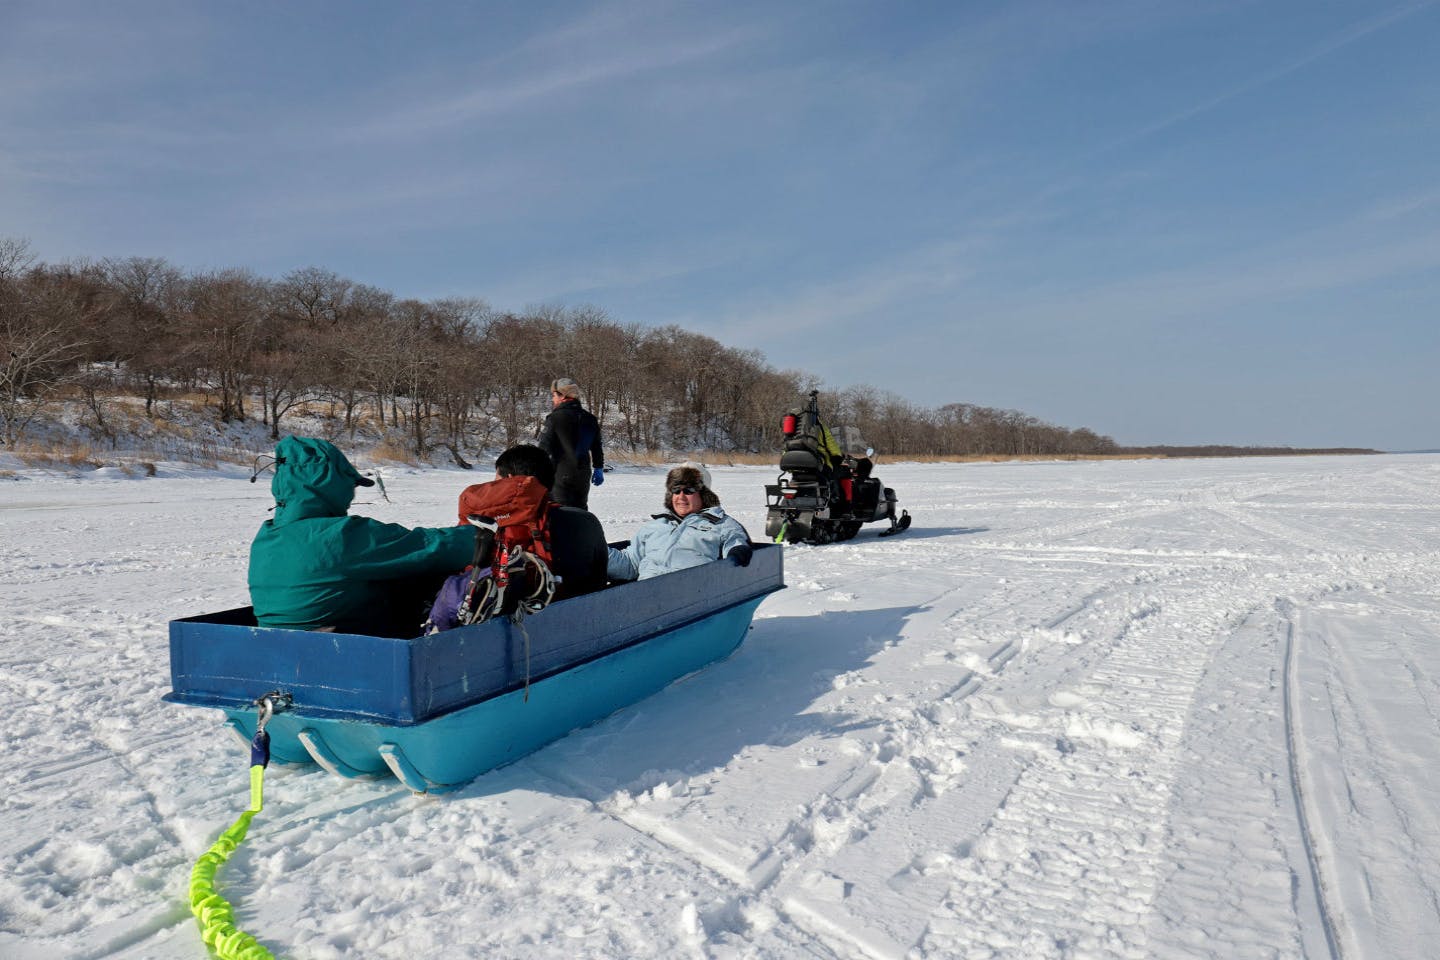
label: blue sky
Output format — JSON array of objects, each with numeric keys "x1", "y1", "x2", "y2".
[{"x1": 3, "y1": 1, "x2": 1437, "y2": 449}]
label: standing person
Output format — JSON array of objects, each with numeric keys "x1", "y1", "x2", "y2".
[
  {"x1": 607, "y1": 462, "x2": 753, "y2": 582},
  {"x1": 537, "y1": 377, "x2": 605, "y2": 509}
]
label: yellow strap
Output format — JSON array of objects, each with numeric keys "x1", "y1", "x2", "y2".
[
  {"x1": 249, "y1": 764, "x2": 264, "y2": 813},
  {"x1": 187, "y1": 766, "x2": 278, "y2": 960}
]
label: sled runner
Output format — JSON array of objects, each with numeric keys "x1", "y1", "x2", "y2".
[{"x1": 165, "y1": 544, "x2": 783, "y2": 793}]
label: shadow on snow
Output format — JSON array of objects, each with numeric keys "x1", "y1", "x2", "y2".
[{"x1": 455, "y1": 605, "x2": 923, "y2": 801}]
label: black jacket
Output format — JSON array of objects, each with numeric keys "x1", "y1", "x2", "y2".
[
  {"x1": 538, "y1": 398, "x2": 604, "y2": 508},
  {"x1": 546, "y1": 505, "x2": 610, "y2": 600}
]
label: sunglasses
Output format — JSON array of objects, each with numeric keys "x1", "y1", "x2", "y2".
[{"x1": 669, "y1": 485, "x2": 700, "y2": 496}]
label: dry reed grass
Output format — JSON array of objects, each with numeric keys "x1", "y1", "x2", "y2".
[
  {"x1": 369, "y1": 437, "x2": 421, "y2": 465},
  {"x1": 7, "y1": 440, "x2": 103, "y2": 471},
  {"x1": 896, "y1": 452, "x2": 1155, "y2": 463},
  {"x1": 630, "y1": 450, "x2": 1157, "y2": 467}
]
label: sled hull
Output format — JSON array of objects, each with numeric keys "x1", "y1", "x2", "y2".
[
  {"x1": 220, "y1": 598, "x2": 764, "y2": 791},
  {"x1": 167, "y1": 545, "x2": 781, "y2": 724},
  {"x1": 165, "y1": 545, "x2": 783, "y2": 791}
]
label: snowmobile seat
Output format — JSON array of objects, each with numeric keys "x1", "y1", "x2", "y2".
[{"x1": 780, "y1": 446, "x2": 825, "y2": 474}]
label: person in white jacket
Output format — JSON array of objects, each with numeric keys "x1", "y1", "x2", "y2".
[{"x1": 606, "y1": 462, "x2": 753, "y2": 581}]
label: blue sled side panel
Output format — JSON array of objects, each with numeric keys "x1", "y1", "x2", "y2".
[
  {"x1": 221, "y1": 597, "x2": 765, "y2": 791},
  {"x1": 407, "y1": 544, "x2": 781, "y2": 721}
]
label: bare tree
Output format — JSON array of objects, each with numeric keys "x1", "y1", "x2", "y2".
[
  {"x1": 426, "y1": 297, "x2": 490, "y2": 466},
  {"x1": 254, "y1": 324, "x2": 326, "y2": 440},
  {"x1": 321, "y1": 283, "x2": 395, "y2": 436},
  {"x1": 615, "y1": 327, "x2": 673, "y2": 450},
  {"x1": 482, "y1": 312, "x2": 562, "y2": 447},
  {"x1": 0, "y1": 237, "x2": 38, "y2": 282},
  {"x1": 552, "y1": 305, "x2": 626, "y2": 425},
  {"x1": 278, "y1": 266, "x2": 353, "y2": 326},
  {"x1": 182, "y1": 270, "x2": 265, "y2": 422},
  {"x1": 103, "y1": 256, "x2": 185, "y2": 416},
  {"x1": 258, "y1": 268, "x2": 366, "y2": 440},
  {"x1": 0, "y1": 263, "x2": 95, "y2": 445},
  {"x1": 0, "y1": 238, "x2": 1125, "y2": 461},
  {"x1": 743, "y1": 367, "x2": 808, "y2": 451}
]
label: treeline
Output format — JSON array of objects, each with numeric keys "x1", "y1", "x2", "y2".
[
  {"x1": 0, "y1": 238, "x2": 1121, "y2": 461},
  {"x1": 1120, "y1": 445, "x2": 1380, "y2": 457}
]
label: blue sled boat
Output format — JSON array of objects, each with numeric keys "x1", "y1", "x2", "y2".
[{"x1": 165, "y1": 544, "x2": 783, "y2": 793}]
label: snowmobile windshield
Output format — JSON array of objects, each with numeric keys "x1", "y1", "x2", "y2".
[
  {"x1": 269, "y1": 436, "x2": 369, "y2": 525},
  {"x1": 835, "y1": 425, "x2": 869, "y2": 457}
]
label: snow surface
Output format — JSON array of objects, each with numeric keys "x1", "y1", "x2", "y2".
[{"x1": 3, "y1": 453, "x2": 1439, "y2": 959}]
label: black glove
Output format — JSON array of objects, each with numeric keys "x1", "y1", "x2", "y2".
[{"x1": 728, "y1": 543, "x2": 753, "y2": 567}]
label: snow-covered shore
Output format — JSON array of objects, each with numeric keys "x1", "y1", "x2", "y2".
[{"x1": 2, "y1": 453, "x2": 1438, "y2": 958}]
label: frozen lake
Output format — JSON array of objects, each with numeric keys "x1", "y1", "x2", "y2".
[{"x1": 2, "y1": 452, "x2": 1438, "y2": 958}]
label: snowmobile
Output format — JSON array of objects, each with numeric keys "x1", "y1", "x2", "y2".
[{"x1": 764, "y1": 391, "x2": 911, "y2": 544}]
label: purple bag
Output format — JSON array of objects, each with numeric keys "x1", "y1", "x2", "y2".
[{"x1": 425, "y1": 569, "x2": 484, "y2": 633}]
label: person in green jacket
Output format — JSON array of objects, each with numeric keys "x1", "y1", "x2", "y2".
[{"x1": 248, "y1": 436, "x2": 477, "y2": 636}]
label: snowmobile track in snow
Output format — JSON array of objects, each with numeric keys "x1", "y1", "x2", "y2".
[{"x1": 1280, "y1": 604, "x2": 1343, "y2": 960}]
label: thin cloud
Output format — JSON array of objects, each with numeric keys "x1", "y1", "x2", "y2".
[
  {"x1": 969, "y1": 220, "x2": 1440, "y2": 335},
  {"x1": 668, "y1": 203, "x2": 1440, "y2": 369},
  {"x1": 236, "y1": 167, "x2": 518, "y2": 226},
  {"x1": 685, "y1": 238, "x2": 983, "y2": 346},
  {"x1": 998, "y1": 2, "x2": 1440, "y2": 228},
  {"x1": 349, "y1": 30, "x2": 750, "y2": 142},
  {"x1": 0, "y1": 6, "x2": 202, "y2": 112},
  {"x1": 1364, "y1": 186, "x2": 1440, "y2": 222},
  {"x1": 1090, "y1": 2, "x2": 1437, "y2": 160},
  {"x1": 3, "y1": 119, "x2": 243, "y2": 188},
  {"x1": 478, "y1": 236, "x2": 758, "y2": 308}
]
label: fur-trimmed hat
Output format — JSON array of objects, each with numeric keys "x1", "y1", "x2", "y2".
[
  {"x1": 551, "y1": 377, "x2": 581, "y2": 399},
  {"x1": 664, "y1": 461, "x2": 720, "y2": 510}
]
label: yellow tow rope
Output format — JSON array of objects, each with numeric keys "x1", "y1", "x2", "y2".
[{"x1": 187, "y1": 696, "x2": 283, "y2": 959}]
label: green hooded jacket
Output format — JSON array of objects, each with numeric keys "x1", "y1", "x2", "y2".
[{"x1": 248, "y1": 437, "x2": 476, "y2": 632}]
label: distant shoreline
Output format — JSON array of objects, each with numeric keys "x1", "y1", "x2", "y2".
[{"x1": 1113, "y1": 445, "x2": 1383, "y2": 458}]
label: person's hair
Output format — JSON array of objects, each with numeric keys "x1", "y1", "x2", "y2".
[{"x1": 495, "y1": 444, "x2": 555, "y2": 489}]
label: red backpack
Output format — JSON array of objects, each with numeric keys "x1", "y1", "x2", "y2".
[
  {"x1": 454, "y1": 475, "x2": 557, "y2": 624},
  {"x1": 456, "y1": 475, "x2": 554, "y2": 568}
]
